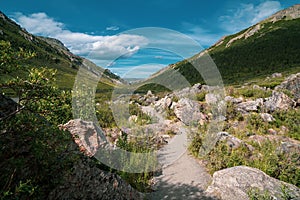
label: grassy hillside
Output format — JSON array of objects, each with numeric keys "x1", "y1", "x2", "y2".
[
  {"x1": 0, "y1": 11, "x2": 121, "y2": 92},
  {"x1": 141, "y1": 12, "x2": 300, "y2": 92}
]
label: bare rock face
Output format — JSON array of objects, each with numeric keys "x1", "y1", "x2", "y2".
[
  {"x1": 205, "y1": 166, "x2": 300, "y2": 200},
  {"x1": 224, "y1": 96, "x2": 243, "y2": 104},
  {"x1": 276, "y1": 73, "x2": 300, "y2": 101},
  {"x1": 173, "y1": 98, "x2": 202, "y2": 125},
  {"x1": 236, "y1": 99, "x2": 263, "y2": 114},
  {"x1": 154, "y1": 95, "x2": 173, "y2": 113},
  {"x1": 60, "y1": 119, "x2": 108, "y2": 157},
  {"x1": 263, "y1": 91, "x2": 295, "y2": 112},
  {"x1": 266, "y1": 4, "x2": 300, "y2": 22},
  {"x1": 49, "y1": 158, "x2": 144, "y2": 200}
]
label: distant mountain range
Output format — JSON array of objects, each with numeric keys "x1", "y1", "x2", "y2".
[
  {"x1": 143, "y1": 4, "x2": 300, "y2": 90},
  {"x1": 0, "y1": 11, "x2": 122, "y2": 90},
  {"x1": 1, "y1": 5, "x2": 300, "y2": 93}
]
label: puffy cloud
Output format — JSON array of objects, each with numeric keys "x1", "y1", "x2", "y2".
[
  {"x1": 13, "y1": 12, "x2": 148, "y2": 64},
  {"x1": 220, "y1": 1, "x2": 282, "y2": 33},
  {"x1": 109, "y1": 63, "x2": 166, "y2": 78}
]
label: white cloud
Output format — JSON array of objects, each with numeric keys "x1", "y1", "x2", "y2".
[
  {"x1": 110, "y1": 63, "x2": 166, "y2": 78},
  {"x1": 220, "y1": 1, "x2": 282, "y2": 33},
  {"x1": 13, "y1": 12, "x2": 148, "y2": 64},
  {"x1": 106, "y1": 26, "x2": 119, "y2": 31}
]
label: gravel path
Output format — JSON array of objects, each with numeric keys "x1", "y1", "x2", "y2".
[
  {"x1": 148, "y1": 152, "x2": 213, "y2": 199},
  {"x1": 141, "y1": 105, "x2": 213, "y2": 199}
]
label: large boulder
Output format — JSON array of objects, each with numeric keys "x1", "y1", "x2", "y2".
[
  {"x1": 236, "y1": 98, "x2": 263, "y2": 114},
  {"x1": 224, "y1": 96, "x2": 243, "y2": 104},
  {"x1": 205, "y1": 166, "x2": 300, "y2": 200},
  {"x1": 276, "y1": 73, "x2": 300, "y2": 101},
  {"x1": 173, "y1": 98, "x2": 202, "y2": 125},
  {"x1": 263, "y1": 91, "x2": 295, "y2": 112},
  {"x1": 49, "y1": 158, "x2": 144, "y2": 200},
  {"x1": 60, "y1": 119, "x2": 108, "y2": 157},
  {"x1": 154, "y1": 95, "x2": 173, "y2": 113}
]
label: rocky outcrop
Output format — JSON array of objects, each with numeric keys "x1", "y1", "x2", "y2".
[
  {"x1": 266, "y1": 4, "x2": 300, "y2": 22},
  {"x1": 154, "y1": 95, "x2": 173, "y2": 114},
  {"x1": 49, "y1": 157, "x2": 144, "y2": 200},
  {"x1": 276, "y1": 72, "x2": 300, "y2": 101},
  {"x1": 173, "y1": 98, "x2": 202, "y2": 125},
  {"x1": 174, "y1": 83, "x2": 203, "y2": 98},
  {"x1": 205, "y1": 166, "x2": 300, "y2": 200},
  {"x1": 224, "y1": 96, "x2": 243, "y2": 104},
  {"x1": 248, "y1": 135, "x2": 300, "y2": 155},
  {"x1": 60, "y1": 119, "x2": 109, "y2": 157},
  {"x1": 263, "y1": 91, "x2": 295, "y2": 112},
  {"x1": 236, "y1": 98, "x2": 263, "y2": 114}
]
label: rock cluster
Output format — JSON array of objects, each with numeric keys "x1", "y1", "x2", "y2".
[
  {"x1": 205, "y1": 166, "x2": 300, "y2": 200},
  {"x1": 49, "y1": 157, "x2": 144, "y2": 200}
]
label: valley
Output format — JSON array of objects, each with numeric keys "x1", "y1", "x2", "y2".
[{"x1": 1, "y1": 4, "x2": 300, "y2": 200}]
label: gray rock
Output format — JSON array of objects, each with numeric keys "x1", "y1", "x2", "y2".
[
  {"x1": 236, "y1": 99, "x2": 263, "y2": 114},
  {"x1": 260, "y1": 113, "x2": 275, "y2": 122},
  {"x1": 248, "y1": 135, "x2": 300, "y2": 155},
  {"x1": 225, "y1": 96, "x2": 243, "y2": 104},
  {"x1": 154, "y1": 96, "x2": 172, "y2": 113},
  {"x1": 174, "y1": 83, "x2": 205, "y2": 98},
  {"x1": 49, "y1": 158, "x2": 144, "y2": 200},
  {"x1": 205, "y1": 93, "x2": 219, "y2": 105},
  {"x1": 263, "y1": 91, "x2": 295, "y2": 112},
  {"x1": 205, "y1": 166, "x2": 300, "y2": 200},
  {"x1": 276, "y1": 73, "x2": 300, "y2": 101},
  {"x1": 217, "y1": 132, "x2": 244, "y2": 150},
  {"x1": 173, "y1": 98, "x2": 202, "y2": 125},
  {"x1": 61, "y1": 119, "x2": 108, "y2": 157},
  {"x1": 271, "y1": 72, "x2": 282, "y2": 78}
]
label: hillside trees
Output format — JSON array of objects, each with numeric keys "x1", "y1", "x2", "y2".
[{"x1": 0, "y1": 40, "x2": 75, "y2": 199}]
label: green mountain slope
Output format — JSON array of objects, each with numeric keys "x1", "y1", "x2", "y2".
[
  {"x1": 0, "y1": 11, "x2": 122, "y2": 91},
  {"x1": 144, "y1": 4, "x2": 300, "y2": 89}
]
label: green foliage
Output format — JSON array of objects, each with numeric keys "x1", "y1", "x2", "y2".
[
  {"x1": 271, "y1": 109, "x2": 300, "y2": 140},
  {"x1": 234, "y1": 87, "x2": 272, "y2": 99},
  {"x1": 129, "y1": 103, "x2": 152, "y2": 125},
  {"x1": 247, "y1": 185, "x2": 296, "y2": 200},
  {"x1": 188, "y1": 132, "x2": 203, "y2": 157},
  {"x1": 247, "y1": 188, "x2": 273, "y2": 200},
  {"x1": 115, "y1": 132, "x2": 153, "y2": 192},
  {"x1": 0, "y1": 42, "x2": 76, "y2": 199},
  {"x1": 145, "y1": 18, "x2": 300, "y2": 88},
  {"x1": 96, "y1": 102, "x2": 116, "y2": 128},
  {"x1": 0, "y1": 40, "x2": 35, "y2": 74},
  {"x1": 226, "y1": 101, "x2": 244, "y2": 121},
  {"x1": 0, "y1": 111, "x2": 77, "y2": 199},
  {"x1": 246, "y1": 113, "x2": 271, "y2": 135},
  {"x1": 134, "y1": 83, "x2": 172, "y2": 94},
  {"x1": 196, "y1": 91, "x2": 207, "y2": 102}
]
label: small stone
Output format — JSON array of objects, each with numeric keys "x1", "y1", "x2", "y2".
[
  {"x1": 260, "y1": 113, "x2": 274, "y2": 122},
  {"x1": 268, "y1": 128, "x2": 277, "y2": 135}
]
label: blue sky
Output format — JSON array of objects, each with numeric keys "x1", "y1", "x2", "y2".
[{"x1": 0, "y1": 0, "x2": 298, "y2": 78}]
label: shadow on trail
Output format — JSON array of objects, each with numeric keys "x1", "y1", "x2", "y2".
[{"x1": 145, "y1": 180, "x2": 219, "y2": 200}]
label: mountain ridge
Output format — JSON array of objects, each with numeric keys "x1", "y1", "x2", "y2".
[
  {"x1": 144, "y1": 4, "x2": 300, "y2": 90},
  {"x1": 0, "y1": 10, "x2": 123, "y2": 90}
]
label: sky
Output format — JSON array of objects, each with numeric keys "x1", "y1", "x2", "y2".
[{"x1": 0, "y1": 0, "x2": 298, "y2": 79}]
